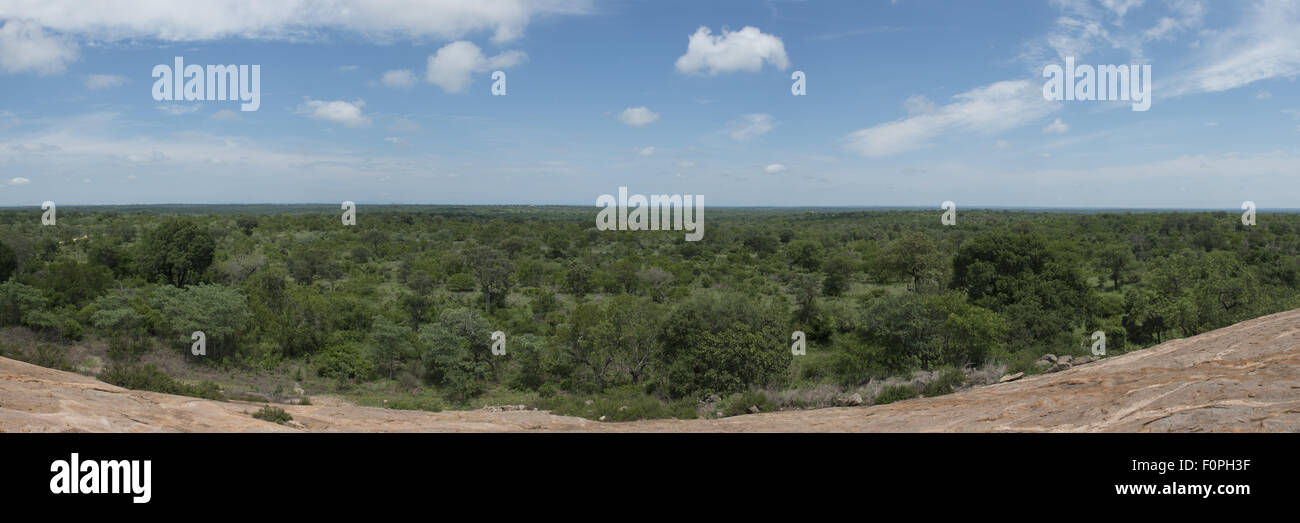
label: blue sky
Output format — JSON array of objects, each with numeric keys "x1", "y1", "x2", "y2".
[{"x1": 0, "y1": 0, "x2": 1297, "y2": 207}]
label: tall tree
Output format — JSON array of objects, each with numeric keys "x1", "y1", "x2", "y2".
[{"x1": 136, "y1": 219, "x2": 215, "y2": 288}]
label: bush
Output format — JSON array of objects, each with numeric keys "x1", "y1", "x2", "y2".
[
  {"x1": 100, "y1": 362, "x2": 182, "y2": 393},
  {"x1": 921, "y1": 368, "x2": 967, "y2": 397},
  {"x1": 446, "y1": 273, "x2": 476, "y2": 292},
  {"x1": 251, "y1": 405, "x2": 292, "y2": 424},
  {"x1": 14, "y1": 342, "x2": 74, "y2": 371},
  {"x1": 535, "y1": 386, "x2": 697, "y2": 422},
  {"x1": 874, "y1": 384, "x2": 919, "y2": 405},
  {"x1": 719, "y1": 390, "x2": 779, "y2": 417},
  {"x1": 98, "y1": 362, "x2": 225, "y2": 400},
  {"x1": 314, "y1": 343, "x2": 374, "y2": 380}
]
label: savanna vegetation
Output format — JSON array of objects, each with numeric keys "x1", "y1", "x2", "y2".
[{"x1": 0, "y1": 205, "x2": 1294, "y2": 420}]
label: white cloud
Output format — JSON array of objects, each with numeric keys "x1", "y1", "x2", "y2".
[
  {"x1": 1257, "y1": 90, "x2": 1272, "y2": 100},
  {"x1": 297, "y1": 99, "x2": 370, "y2": 128},
  {"x1": 637, "y1": 146, "x2": 655, "y2": 156},
  {"x1": 84, "y1": 74, "x2": 126, "y2": 90},
  {"x1": 1042, "y1": 118, "x2": 1070, "y2": 134},
  {"x1": 0, "y1": 19, "x2": 79, "y2": 75},
  {"x1": 994, "y1": 139, "x2": 1011, "y2": 148},
  {"x1": 338, "y1": 65, "x2": 359, "y2": 73},
  {"x1": 0, "y1": 0, "x2": 592, "y2": 44},
  {"x1": 425, "y1": 40, "x2": 525, "y2": 93},
  {"x1": 1024, "y1": 0, "x2": 1205, "y2": 67},
  {"x1": 7, "y1": 177, "x2": 30, "y2": 185},
  {"x1": 729, "y1": 113, "x2": 774, "y2": 141},
  {"x1": 844, "y1": 80, "x2": 1059, "y2": 157},
  {"x1": 211, "y1": 109, "x2": 240, "y2": 120},
  {"x1": 381, "y1": 69, "x2": 418, "y2": 88},
  {"x1": 764, "y1": 163, "x2": 787, "y2": 173},
  {"x1": 1167, "y1": 0, "x2": 1300, "y2": 96},
  {"x1": 675, "y1": 26, "x2": 789, "y2": 75},
  {"x1": 618, "y1": 106, "x2": 659, "y2": 127}
]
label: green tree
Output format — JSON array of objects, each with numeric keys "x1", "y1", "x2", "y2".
[
  {"x1": 464, "y1": 246, "x2": 514, "y2": 311},
  {"x1": 1097, "y1": 244, "x2": 1134, "y2": 289},
  {"x1": 878, "y1": 232, "x2": 944, "y2": 291},
  {"x1": 136, "y1": 219, "x2": 215, "y2": 287}
]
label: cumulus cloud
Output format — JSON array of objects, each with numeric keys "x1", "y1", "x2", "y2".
[
  {"x1": 425, "y1": 40, "x2": 525, "y2": 93},
  {"x1": 675, "y1": 26, "x2": 789, "y2": 75},
  {"x1": 728, "y1": 113, "x2": 774, "y2": 141},
  {"x1": 381, "y1": 69, "x2": 418, "y2": 88},
  {"x1": 764, "y1": 163, "x2": 787, "y2": 173},
  {"x1": 84, "y1": 74, "x2": 127, "y2": 90},
  {"x1": 0, "y1": 0, "x2": 592, "y2": 44},
  {"x1": 7, "y1": 177, "x2": 30, "y2": 185},
  {"x1": 637, "y1": 146, "x2": 655, "y2": 156},
  {"x1": 1042, "y1": 118, "x2": 1069, "y2": 134},
  {"x1": 297, "y1": 99, "x2": 371, "y2": 128},
  {"x1": 0, "y1": 19, "x2": 79, "y2": 75},
  {"x1": 843, "y1": 80, "x2": 1058, "y2": 157},
  {"x1": 618, "y1": 106, "x2": 659, "y2": 127}
]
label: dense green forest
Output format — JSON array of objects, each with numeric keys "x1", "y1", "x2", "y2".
[{"x1": 0, "y1": 206, "x2": 1294, "y2": 420}]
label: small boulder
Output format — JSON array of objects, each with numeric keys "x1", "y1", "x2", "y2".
[
  {"x1": 748, "y1": 405, "x2": 761, "y2": 414},
  {"x1": 998, "y1": 372, "x2": 1025, "y2": 383},
  {"x1": 839, "y1": 393, "x2": 864, "y2": 406}
]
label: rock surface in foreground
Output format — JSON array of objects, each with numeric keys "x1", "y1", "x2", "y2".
[{"x1": 3, "y1": 308, "x2": 1300, "y2": 432}]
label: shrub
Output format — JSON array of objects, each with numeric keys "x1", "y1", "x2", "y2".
[
  {"x1": 98, "y1": 362, "x2": 225, "y2": 400},
  {"x1": 921, "y1": 368, "x2": 967, "y2": 397},
  {"x1": 719, "y1": 390, "x2": 779, "y2": 417},
  {"x1": 100, "y1": 362, "x2": 183, "y2": 394},
  {"x1": 446, "y1": 273, "x2": 476, "y2": 292},
  {"x1": 874, "y1": 384, "x2": 919, "y2": 405},
  {"x1": 251, "y1": 405, "x2": 292, "y2": 424},
  {"x1": 314, "y1": 343, "x2": 374, "y2": 380},
  {"x1": 535, "y1": 386, "x2": 697, "y2": 422}
]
